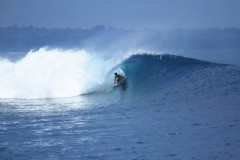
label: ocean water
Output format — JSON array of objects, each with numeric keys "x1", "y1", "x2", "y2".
[{"x1": 1, "y1": 49, "x2": 240, "y2": 160}]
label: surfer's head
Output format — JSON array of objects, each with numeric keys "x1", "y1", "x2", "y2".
[{"x1": 114, "y1": 73, "x2": 117, "y2": 75}]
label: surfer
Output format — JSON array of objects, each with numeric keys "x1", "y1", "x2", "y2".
[{"x1": 114, "y1": 73, "x2": 123, "y2": 84}]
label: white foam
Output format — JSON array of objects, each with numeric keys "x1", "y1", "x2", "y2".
[{"x1": 0, "y1": 48, "x2": 115, "y2": 99}]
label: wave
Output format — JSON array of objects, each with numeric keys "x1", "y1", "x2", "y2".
[{"x1": 0, "y1": 48, "x2": 239, "y2": 100}]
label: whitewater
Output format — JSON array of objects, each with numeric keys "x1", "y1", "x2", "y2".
[
  {"x1": 0, "y1": 48, "x2": 119, "y2": 99},
  {"x1": 1, "y1": 48, "x2": 240, "y2": 160}
]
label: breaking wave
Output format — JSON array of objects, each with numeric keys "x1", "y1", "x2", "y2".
[{"x1": 0, "y1": 48, "x2": 240, "y2": 100}]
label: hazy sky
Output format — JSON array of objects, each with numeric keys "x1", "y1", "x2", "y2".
[{"x1": 1, "y1": 0, "x2": 240, "y2": 29}]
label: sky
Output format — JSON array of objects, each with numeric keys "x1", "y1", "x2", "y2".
[{"x1": 1, "y1": 0, "x2": 240, "y2": 29}]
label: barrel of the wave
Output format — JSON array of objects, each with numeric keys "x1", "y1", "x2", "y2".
[{"x1": 108, "y1": 66, "x2": 128, "y2": 91}]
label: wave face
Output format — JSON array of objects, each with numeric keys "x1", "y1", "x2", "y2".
[
  {"x1": 114, "y1": 54, "x2": 240, "y2": 104},
  {"x1": 118, "y1": 54, "x2": 212, "y2": 88},
  {"x1": 0, "y1": 49, "x2": 240, "y2": 100}
]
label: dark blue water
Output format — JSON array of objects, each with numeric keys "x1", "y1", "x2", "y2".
[{"x1": 1, "y1": 54, "x2": 240, "y2": 160}]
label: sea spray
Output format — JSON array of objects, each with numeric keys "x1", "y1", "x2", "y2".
[{"x1": 0, "y1": 48, "x2": 116, "y2": 99}]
